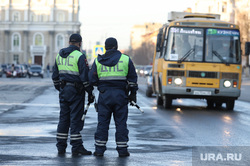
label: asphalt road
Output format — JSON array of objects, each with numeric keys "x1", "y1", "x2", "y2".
[{"x1": 1, "y1": 76, "x2": 250, "y2": 166}]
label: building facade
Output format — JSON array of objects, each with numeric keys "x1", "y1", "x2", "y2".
[
  {"x1": 0, "y1": 0, "x2": 80, "y2": 69},
  {"x1": 194, "y1": 0, "x2": 235, "y2": 23},
  {"x1": 130, "y1": 23, "x2": 162, "y2": 50}
]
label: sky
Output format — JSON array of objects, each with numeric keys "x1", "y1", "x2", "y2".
[{"x1": 79, "y1": 0, "x2": 196, "y2": 51}]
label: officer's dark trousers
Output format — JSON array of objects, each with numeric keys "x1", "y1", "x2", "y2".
[
  {"x1": 56, "y1": 85, "x2": 85, "y2": 152},
  {"x1": 95, "y1": 88, "x2": 129, "y2": 154}
]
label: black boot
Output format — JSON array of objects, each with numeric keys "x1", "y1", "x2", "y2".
[
  {"x1": 72, "y1": 147, "x2": 92, "y2": 155},
  {"x1": 58, "y1": 149, "x2": 66, "y2": 155},
  {"x1": 119, "y1": 151, "x2": 130, "y2": 157},
  {"x1": 93, "y1": 151, "x2": 104, "y2": 157}
]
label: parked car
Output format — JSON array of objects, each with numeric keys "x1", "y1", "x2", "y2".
[
  {"x1": 21, "y1": 64, "x2": 28, "y2": 77},
  {"x1": 1, "y1": 64, "x2": 8, "y2": 73},
  {"x1": 6, "y1": 65, "x2": 27, "y2": 78},
  {"x1": 145, "y1": 69, "x2": 153, "y2": 97},
  {"x1": 28, "y1": 65, "x2": 44, "y2": 78}
]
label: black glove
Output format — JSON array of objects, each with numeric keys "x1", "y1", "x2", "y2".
[
  {"x1": 88, "y1": 93, "x2": 95, "y2": 104},
  {"x1": 53, "y1": 80, "x2": 60, "y2": 91},
  {"x1": 83, "y1": 82, "x2": 93, "y2": 94},
  {"x1": 54, "y1": 84, "x2": 60, "y2": 91},
  {"x1": 128, "y1": 92, "x2": 136, "y2": 105}
]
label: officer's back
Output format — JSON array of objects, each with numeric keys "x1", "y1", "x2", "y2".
[{"x1": 52, "y1": 34, "x2": 93, "y2": 156}]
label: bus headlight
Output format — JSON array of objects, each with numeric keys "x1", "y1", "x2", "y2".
[
  {"x1": 174, "y1": 78, "x2": 182, "y2": 85},
  {"x1": 223, "y1": 80, "x2": 231, "y2": 88}
]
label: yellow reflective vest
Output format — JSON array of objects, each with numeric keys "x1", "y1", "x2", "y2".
[{"x1": 95, "y1": 54, "x2": 129, "y2": 80}]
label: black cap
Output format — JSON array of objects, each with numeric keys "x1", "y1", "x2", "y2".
[
  {"x1": 105, "y1": 37, "x2": 118, "y2": 50},
  {"x1": 69, "y1": 33, "x2": 82, "y2": 42}
]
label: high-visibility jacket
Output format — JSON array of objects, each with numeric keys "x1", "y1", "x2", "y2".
[
  {"x1": 56, "y1": 50, "x2": 82, "y2": 76},
  {"x1": 95, "y1": 54, "x2": 129, "y2": 81}
]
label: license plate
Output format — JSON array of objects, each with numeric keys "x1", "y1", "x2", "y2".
[
  {"x1": 33, "y1": 73, "x2": 38, "y2": 76},
  {"x1": 193, "y1": 91, "x2": 212, "y2": 95}
]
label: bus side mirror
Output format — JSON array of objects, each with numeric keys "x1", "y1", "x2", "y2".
[
  {"x1": 156, "y1": 32, "x2": 162, "y2": 52},
  {"x1": 245, "y1": 42, "x2": 250, "y2": 56}
]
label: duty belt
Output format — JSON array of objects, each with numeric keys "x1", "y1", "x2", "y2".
[
  {"x1": 60, "y1": 81, "x2": 84, "y2": 95},
  {"x1": 65, "y1": 82, "x2": 75, "y2": 86},
  {"x1": 60, "y1": 80, "x2": 75, "y2": 89}
]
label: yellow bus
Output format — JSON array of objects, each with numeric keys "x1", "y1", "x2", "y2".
[{"x1": 152, "y1": 13, "x2": 242, "y2": 110}]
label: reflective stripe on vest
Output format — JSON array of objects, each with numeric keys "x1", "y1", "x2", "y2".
[
  {"x1": 56, "y1": 50, "x2": 82, "y2": 75},
  {"x1": 95, "y1": 54, "x2": 129, "y2": 80}
]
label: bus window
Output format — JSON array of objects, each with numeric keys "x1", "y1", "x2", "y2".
[
  {"x1": 164, "y1": 27, "x2": 204, "y2": 62},
  {"x1": 205, "y1": 29, "x2": 241, "y2": 64}
]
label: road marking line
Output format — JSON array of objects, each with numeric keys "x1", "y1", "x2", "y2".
[{"x1": 0, "y1": 102, "x2": 155, "y2": 110}]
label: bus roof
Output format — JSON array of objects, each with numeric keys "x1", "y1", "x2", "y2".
[
  {"x1": 168, "y1": 11, "x2": 220, "y2": 22},
  {"x1": 169, "y1": 17, "x2": 239, "y2": 29},
  {"x1": 166, "y1": 11, "x2": 239, "y2": 29}
]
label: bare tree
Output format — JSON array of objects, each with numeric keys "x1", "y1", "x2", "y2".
[
  {"x1": 235, "y1": 1, "x2": 250, "y2": 66},
  {"x1": 131, "y1": 41, "x2": 155, "y2": 65}
]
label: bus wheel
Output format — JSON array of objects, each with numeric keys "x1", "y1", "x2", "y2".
[
  {"x1": 157, "y1": 94, "x2": 163, "y2": 105},
  {"x1": 206, "y1": 99, "x2": 214, "y2": 109},
  {"x1": 226, "y1": 100, "x2": 235, "y2": 111},
  {"x1": 163, "y1": 95, "x2": 172, "y2": 109}
]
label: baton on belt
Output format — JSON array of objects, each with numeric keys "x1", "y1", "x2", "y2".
[
  {"x1": 131, "y1": 101, "x2": 144, "y2": 113},
  {"x1": 81, "y1": 102, "x2": 90, "y2": 121}
]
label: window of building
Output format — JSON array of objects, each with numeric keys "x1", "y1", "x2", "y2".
[
  {"x1": 41, "y1": 14, "x2": 48, "y2": 22},
  {"x1": 57, "y1": 12, "x2": 65, "y2": 22},
  {"x1": 31, "y1": 13, "x2": 38, "y2": 22},
  {"x1": 222, "y1": 2, "x2": 227, "y2": 13},
  {"x1": 56, "y1": 34, "x2": 64, "y2": 49},
  {"x1": 13, "y1": 34, "x2": 20, "y2": 47},
  {"x1": 13, "y1": 54, "x2": 19, "y2": 64},
  {"x1": 34, "y1": 34, "x2": 43, "y2": 46},
  {"x1": 13, "y1": 12, "x2": 20, "y2": 21},
  {"x1": 208, "y1": 6, "x2": 211, "y2": 13},
  {"x1": 12, "y1": 33, "x2": 21, "y2": 51}
]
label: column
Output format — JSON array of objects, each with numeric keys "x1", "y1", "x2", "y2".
[
  {"x1": 23, "y1": 31, "x2": 29, "y2": 63},
  {"x1": 49, "y1": 31, "x2": 55, "y2": 66},
  {"x1": 4, "y1": 30, "x2": 10, "y2": 63}
]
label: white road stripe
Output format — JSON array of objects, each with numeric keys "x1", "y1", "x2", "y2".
[{"x1": 0, "y1": 102, "x2": 155, "y2": 110}]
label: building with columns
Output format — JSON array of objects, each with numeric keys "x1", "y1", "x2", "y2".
[{"x1": 0, "y1": 0, "x2": 80, "y2": 69}]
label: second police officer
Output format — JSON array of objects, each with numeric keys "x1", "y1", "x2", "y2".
[
  {"x1": 89, "y1": 37, "x2": 138, "y2": 157},
  {"x1": 52, "y1": 34, "x2": 94, "y2": 155}
]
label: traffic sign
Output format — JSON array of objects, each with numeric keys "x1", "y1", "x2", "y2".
[{"x1": 93, "y1": 45, "x2": 106, "y2": 58}]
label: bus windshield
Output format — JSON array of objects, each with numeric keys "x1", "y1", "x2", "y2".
[
  {"x1": 164, "y1": 27, "x2": 241, "y2": 64},
  {"x1": 164, "y1": 27, "x2": 204, "y2": 62},
  {"x1": 205, "y1": 29, "x2": 241, "y2": 64}
]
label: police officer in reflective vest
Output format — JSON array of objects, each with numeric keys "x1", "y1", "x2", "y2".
[
  {"x1": 52, "y1": 34, "x2": 94, "y2": 155},
  {"x1": 89, "y1": 37, "x2": 138, "y2": 157}
]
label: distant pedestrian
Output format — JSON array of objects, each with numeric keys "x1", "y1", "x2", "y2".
[
  {"x1": 46, "y1": 63, "x2": 50, "y2": 78},
  {"x1": 11, "y1": 64, "x2": 16, "y2": 77},
  {"x1": 52, "y1": 33, "x2": 95, "y2": 155}
]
